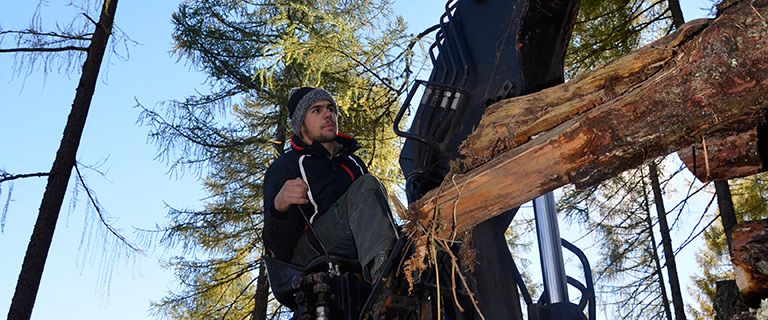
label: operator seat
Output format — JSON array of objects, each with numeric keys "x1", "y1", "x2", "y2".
[{"x1": 264, "y1": 254, "x2": 369, "y2": 315}]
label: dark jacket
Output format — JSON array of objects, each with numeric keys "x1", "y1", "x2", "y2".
[{"x1": 262, "y1": 133, "x2": 369, "y2": 261}]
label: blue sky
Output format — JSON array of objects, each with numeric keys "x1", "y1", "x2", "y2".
[
  {"x1": 1, "y1": 1, "x2": 211, "y2": 319},
  {"x1": 0, "y1": 1, "x2": 713, "y2": 319}
]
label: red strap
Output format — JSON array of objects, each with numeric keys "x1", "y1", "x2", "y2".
[
  {"x1": 290, "y1": 134, "x2": 304, "y2": 151},
  {"x1": 340, "y1": 163, "x2": 356, "y2": 182}
]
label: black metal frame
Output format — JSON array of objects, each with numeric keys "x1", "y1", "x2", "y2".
[{"x1": 396, "y1": 0, "x2": 590, "y2": 319}]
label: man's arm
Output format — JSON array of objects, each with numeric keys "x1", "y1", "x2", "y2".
[{"x1": 262, "y1": 159, "x2": 305, "y2": 261}]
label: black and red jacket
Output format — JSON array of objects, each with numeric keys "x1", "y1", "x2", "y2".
[{"x1": 262, "y1": 133, "x2": 369, "y2": 261}]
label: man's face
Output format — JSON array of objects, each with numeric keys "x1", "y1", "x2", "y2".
[{"x1": 300, "y1": 99, "x2": 338, "y2": 145}]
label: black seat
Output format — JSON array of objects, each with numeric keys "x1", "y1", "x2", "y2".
[{"x1": 264, "y1": 255, "x2": 364, "y2": 310}]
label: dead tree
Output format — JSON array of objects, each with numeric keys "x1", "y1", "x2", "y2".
[{"x1": 6, "y1": 1, "x2": 119, "y2": 319}]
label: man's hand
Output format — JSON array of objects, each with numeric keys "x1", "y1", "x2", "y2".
[{"x1": 274, "y1": 178, "x2": 309, "y2": 212}]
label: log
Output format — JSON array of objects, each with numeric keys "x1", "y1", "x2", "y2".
[
  {"x1": 677, "y1": 129, "x2": 765, "y2": 183},
  {"x1": 407, "y1": 0, "x2": 768, "y2": 239},
  {"x1": 458, "y1": 18, "x2": 709, "y2": 171},
  {"x1": 731, "y1": 218, "x2": 768, "y2": 309}
]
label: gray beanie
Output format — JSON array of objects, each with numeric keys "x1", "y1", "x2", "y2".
[{"x1": 287, "y1": 87, "x2": 336, "y2": 134}]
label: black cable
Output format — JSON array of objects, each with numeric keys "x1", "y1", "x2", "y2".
[{"x1": 296, "y1": 205, "x2": 331, "y2": 267}]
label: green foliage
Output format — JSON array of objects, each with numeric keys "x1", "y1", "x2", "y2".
[
  {"x1": 505, "y1": 218, "x2": 539, "y2": 297},
  {"x1": 688, "y1": 174, "x2": 768, "y2": 319},
  {"x1": 731, "y1": 175, "x2": 768, "y2": 219},
  {"x1": 140, "y1": 0, "x2": 410, "y2": 318},
  {"x1": 566, "y1": 0, "x2": 673, "y2": 77},
  {"x1": 154, "y1": 249, "x2": 258, "y2": 319}
]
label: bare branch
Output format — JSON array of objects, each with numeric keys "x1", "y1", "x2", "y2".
[
  {"x1": 2, "y1": 183, "x2": 12, "y2": 232},
  {"x1": 74, "y1": 163, "x2": 142, "y2": 253},
  {"x1": 0, "y1": 46, "x2": 88, "y2": 53},
  {"x1": 0, "y1": 171, "x2": 50, "y2": 183},
  {"x1": 0, "y1": 29, "x2": 92, "y2": 41},
  {"x1": 81, "y1": 13, "x2": 98, "y2": 26}
]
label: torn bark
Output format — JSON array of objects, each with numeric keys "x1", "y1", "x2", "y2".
[
  {"x1": 731, "y1": 218, "x2": 768, "y2": 309},
  {"x1": 677, "y1": 129, "x2": 765, "y2": 182},
  {"x1": 408, "y1": 0, "x2": 768, "y2": 238},
  {"x1": 458, "y1": 18, "x2": 710, "y2": 170}
]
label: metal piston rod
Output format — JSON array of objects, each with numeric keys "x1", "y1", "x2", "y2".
[{"x1": 533, "y1": 191, "x2": 569, "y2": 304}]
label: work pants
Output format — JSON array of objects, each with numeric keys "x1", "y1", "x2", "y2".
[{"x1": 291, "y1": 174, "x2": 398, "y2": 279}]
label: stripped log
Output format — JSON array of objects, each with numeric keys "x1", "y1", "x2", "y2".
[
  {"x1": 407, "y1": 0, "x2": 768, "y2": 239},
  {"x1": 731, "y1": 219, "x2": 768, "y2": 309},
  {"x1": 458, "y1": 19, "x2": 709, "y2": 171}
]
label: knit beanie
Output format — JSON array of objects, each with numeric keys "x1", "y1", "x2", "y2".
[{"x1": 287, "y1": 87, "x2": 336, "y2": 134}]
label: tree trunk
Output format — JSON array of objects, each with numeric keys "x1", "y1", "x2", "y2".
[
  {"x1": 668, "y1": 0, "x2": 686, "y2": 29},
  {"x1": 643, "y1": 176, "x2": 674, "y2": 320},
  {"x1": 406, "y1": 0, "x2": 768, "y2": 239},
  {"x1": 251, "y1": 259, "x2": 269, "y2": 320},
  {"x1": 648, "y1": 161, "x2": 687, "y2": 320},
  {"x1": 7, "y1": 1, "x2": 118, "y2": 319},
  {"x1": 714, "y1": 280, "x2": 751, "y2": 320},
  {"x1": 715, "y1": 180, "x2": 738, "y2": 251}
]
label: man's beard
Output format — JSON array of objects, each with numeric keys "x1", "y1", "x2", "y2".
[
  {"x1": 316, "y1": 132, "x2": 336, "y2": 143},
  {"x1": 317, "y1": 120, "x2": 337, "y2": 142},
  {"x1": 304, "y1": 122, "x2": 336, "y2": 143}
]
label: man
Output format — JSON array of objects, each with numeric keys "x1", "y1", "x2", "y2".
[{"x1": 262, "y1": 87, "x2": 398, "y2": 281}]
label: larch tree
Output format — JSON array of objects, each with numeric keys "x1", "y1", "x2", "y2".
[
  {"x1": 566, "y1": 0, "x2": 691, "y2": 76},
  {"x1": 648, "y1": 160, "x2": 687, "y2": 320},
  {"x1": 558, "y1": 160, "x2": 702, "y2": 320}
]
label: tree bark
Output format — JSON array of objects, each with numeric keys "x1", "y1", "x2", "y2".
[
  {"x1": 406, "y1": 0, "x2": 768, "y2": 239},
  {"x1": 7, "y1": 1, "x2": 118, "y2": 319},
  {"x1": 648, "y1": 161, "x2": 687, "y2": 320},
  {"x1": 457, "y1": 18, "x2": 710, "y2": 171},
  {"x1": 715, "y1": 180, "x2": 738, "y2": 252},
  {"x1": 713, "y1": 280, "x2": 750, "y2": 320},
  {"x1": 251, "y1": 259, "x2": 269, "y2": 320},
  {"x1": 731, "y1": 218, "x2": 768, "y2": 308},
  {"x1": 677, "y1": 130, "x2": 765, "y2": 182}
]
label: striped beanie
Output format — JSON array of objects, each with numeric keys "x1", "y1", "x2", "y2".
[{"x1": 287, "y1": 87, "x2": 336, "y2": 134}]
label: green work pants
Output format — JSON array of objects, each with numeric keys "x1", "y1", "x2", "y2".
[{"x1": 291, "y1": 174, "x2": 398, "y2": 278}]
